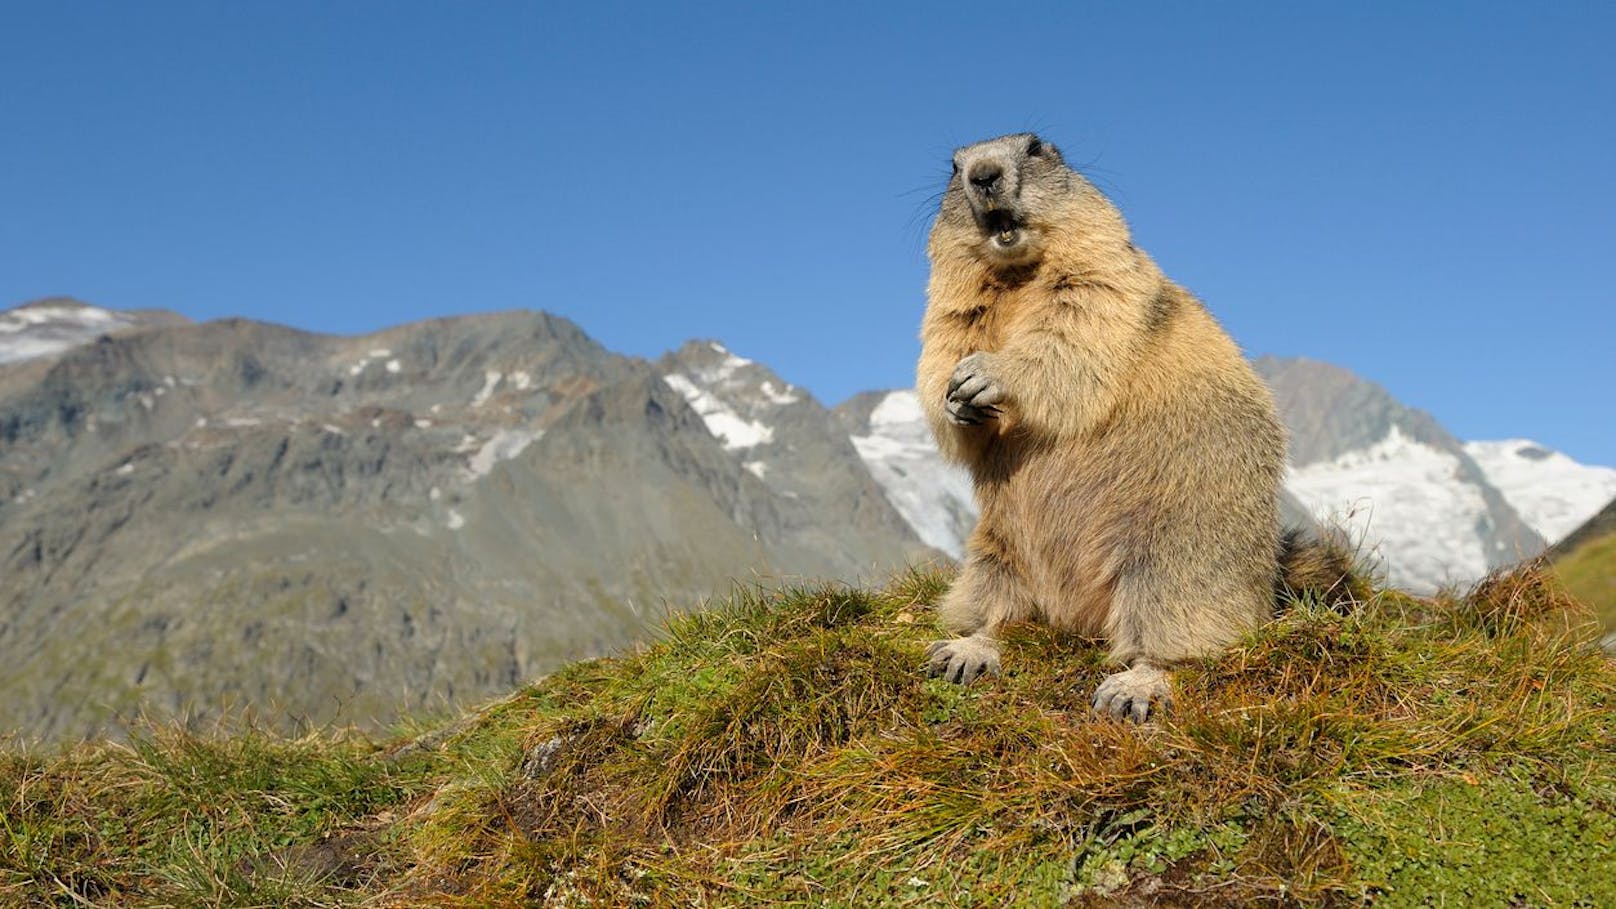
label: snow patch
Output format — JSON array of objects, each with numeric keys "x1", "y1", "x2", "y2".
[
  {"x1": 446, "y1": 509, "x2": 466, "y2": 530},
  {"x1": 511, "y1": 370, "x2": 533, "y2": 391},
  {"x1": 1287, "y1": 425, "x2": 1489, "y2": 592},
  {"x1": 1464, "y1": 439, "x2": 1616, "y2": 544},
  {"x1": 0, "y1": 304, "x2": 117, "y2": 332},
  {"x1": 347, "y1": 348, "x2": 396, "y2": 377},
  {"x1": 467, "y1": 428, "x2": 543, "y2": 478},
  {"x1": 386, "y1": 359, "x2": 402, "y2": 374},
  {"x1": 690, "y1": 343, "x2": 756, "y2": 386},
  {"x1": 663, "y1": 373, "x2": 774, "y2": 449},
  {"x1": 759, "y1": 379, "x2": 800, "y2": 406},
  {"x1": 744, "y1": 460, "x2": 768, "y2": 479},
  {"x1": 849, "y1": 390, "x2": 977, "y2": 557},
  {"x1": 0, "y1": 303, "x2": 142, "y2": 363},
  {"x1": 0, "y1": 336, "x2": 89, "y2": 363},
  {"x1": 472, "y1": 370, "x2": 502, "y2": 406}
]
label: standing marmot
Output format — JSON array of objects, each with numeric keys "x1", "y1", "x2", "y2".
[{"x1": 920, "y1": 133, "x2": 1345, "y2": 722}]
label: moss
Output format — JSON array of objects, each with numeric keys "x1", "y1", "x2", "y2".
[{"x1": 1331, "y1": 773, "x2": 1616, "y2": 906}]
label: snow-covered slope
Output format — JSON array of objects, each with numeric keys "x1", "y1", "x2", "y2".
[
  {"x1": 1463, "y1": 439, "x2": 1616, "y2": 545},
  {"x1": 1286, "y1": 425, "x2": 1493, "y2": 591},
  {"x1": 842, "y1": 391, "x2": 975, "y2": 557},
  {"x1": 0, "y1": 298, "x2": 186, "y2": 365},
  {"x1": 659, "y1": 341, "x2": 796, "y2": 462}
]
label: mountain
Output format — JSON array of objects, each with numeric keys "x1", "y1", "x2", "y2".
[
  {"x1": 0, "y1": 303, "x2": 931, "y2": 743},
  {"x1": 3, "y1": 296, "x2": 1594, "y2": 742},
  {"x1": 1463, "y1": 439, "x2": 1616, "y2": 544}
]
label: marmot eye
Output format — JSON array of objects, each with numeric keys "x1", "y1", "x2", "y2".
[
  {"x1": 1026, "y1": 138, "x2": 1044, "y2": 157},
  {"x1": 951, "y1": 160, "x2": 960, "y2": 176}
]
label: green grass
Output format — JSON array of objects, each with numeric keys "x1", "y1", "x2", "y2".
[{"x1": 4, "y1": 563, "x2": 1615, "y2": 906}]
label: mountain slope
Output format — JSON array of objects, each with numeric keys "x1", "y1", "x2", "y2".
[
  {"x1": 0, "y1": 305, "x2": 930, "y2": 743},
  {"x1": 656, "y1": 341, "x2": 936, "y2": 574}
]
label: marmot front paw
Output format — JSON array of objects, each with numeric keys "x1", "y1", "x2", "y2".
[
  {"x1": 925, "y1": 636, "x2": 1001, "y2": 685},
  {"x1": 945, "y1": 352, "x2": 1007, "y2": 426},
  {"x1": 1091, "y1": 664, "x2": 1173, "y2": 724}
]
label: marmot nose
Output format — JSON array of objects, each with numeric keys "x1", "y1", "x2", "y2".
[{"x1": 968, "y1": 163, "x2": 1003, "y2": 192}]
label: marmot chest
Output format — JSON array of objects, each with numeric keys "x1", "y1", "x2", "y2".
[{"x1": 942, "y1": 283, "x2": 1042, "y2": 355}]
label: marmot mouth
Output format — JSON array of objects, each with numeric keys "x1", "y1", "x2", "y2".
[{"x1": 981, "y1": 209, "x2": 1022, "y2": 247}]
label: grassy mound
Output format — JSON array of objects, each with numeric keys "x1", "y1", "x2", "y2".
[{"x1": 4, "y1": 564, "x2": 1615, "y2": 906}]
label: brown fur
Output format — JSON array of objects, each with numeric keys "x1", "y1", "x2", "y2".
[{"x1": 920, "y1": 133, "x2": 1334, "y2": 719}]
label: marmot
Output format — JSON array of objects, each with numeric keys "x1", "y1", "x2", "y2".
[{"x1": 920, "y1": 133, "x2": 1348, "y2": 722}]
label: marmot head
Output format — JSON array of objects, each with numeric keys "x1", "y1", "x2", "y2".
[{"x1": 932, "y1": 132, "x2": 1102, "y2": 268}]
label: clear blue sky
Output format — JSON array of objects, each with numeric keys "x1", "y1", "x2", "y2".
[{"x1": 4, "y1": 2, "x2": 1613, "y2": 463}]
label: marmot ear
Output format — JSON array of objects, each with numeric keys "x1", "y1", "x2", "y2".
[{"x1": 1028, "y1": 137, "x2": 1064, "y2": 165}]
